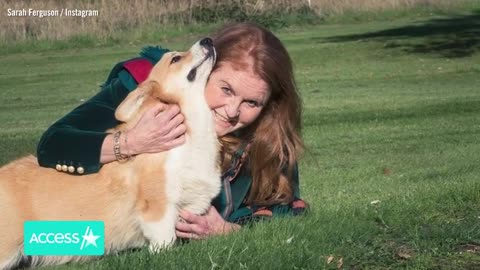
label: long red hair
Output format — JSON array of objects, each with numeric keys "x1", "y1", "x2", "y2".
[{"x1": 212, "y1": 22, "x2": 304, "y2": 206}]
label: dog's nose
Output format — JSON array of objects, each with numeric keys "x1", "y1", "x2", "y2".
[{"x1": 200, "y1": 38, "x2": 213, "y2": 48}]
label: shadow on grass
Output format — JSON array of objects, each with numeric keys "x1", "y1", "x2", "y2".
[{"x1": 321, "y1": 10, "x2": 480, "y2": 58}]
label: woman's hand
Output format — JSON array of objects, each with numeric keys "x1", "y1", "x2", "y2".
[
  {"x1": 127, "y1": 103, "x2": 186, "y2": 155},
  {"x1": 175, "y1": 206, "x2": 241, "y2": 239}
]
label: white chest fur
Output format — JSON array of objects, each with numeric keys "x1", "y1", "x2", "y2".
[
  {"x1": 140, "y1": 90, "x2": 221, "y2": 252},
  {"x1": 163, "y1": 93, "x2": 221, "y2": 215}
]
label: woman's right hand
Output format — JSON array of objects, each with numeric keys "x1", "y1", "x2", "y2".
[{"x1": 127, "y1": 103, "x2": 186, "y2": 155}]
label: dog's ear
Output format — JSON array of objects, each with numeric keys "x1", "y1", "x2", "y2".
[{"x1": 115, "y1": 81, "x2": 157, "y2": 122}]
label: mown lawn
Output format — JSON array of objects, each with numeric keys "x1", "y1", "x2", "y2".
[{"x1": 1, "y1": 10, "x2": 479, "y2": 270}]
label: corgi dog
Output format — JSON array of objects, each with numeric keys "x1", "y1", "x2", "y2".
[{"x1": 0, "y1": 38, "x2": 221, "y2": 269}]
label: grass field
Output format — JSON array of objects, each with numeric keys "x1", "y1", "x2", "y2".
[{"x1": 1, "y1": 8, "x2": 480, "y2": 270}]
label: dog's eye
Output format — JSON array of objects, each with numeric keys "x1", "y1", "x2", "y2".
[{"x1": 171, "y1": 55, "x2": 181, "y2": 64}]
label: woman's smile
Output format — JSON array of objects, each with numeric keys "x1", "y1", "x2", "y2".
[{"x1": 213, "y1": 110, "x2": 235, "y2": 128}]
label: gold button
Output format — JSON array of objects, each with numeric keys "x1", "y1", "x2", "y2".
[
  {"x1": 77, "y1": 167, "x2": 85, "y2": 174},
  {"x1": 68, "y1": 166, "x2": 75, "y2": 173},
  {"x1": 56, "y1": 164, "x2": 62, "y2": 171},
  {"x1": 61, "y1": 165, "x2": 68, "y2": 172}
]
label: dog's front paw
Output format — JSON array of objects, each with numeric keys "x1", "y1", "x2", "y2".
[
  {"x1": 148, "y1": 242, "x2": 162, "y2": 253},
  {"x1": 148, "y1": 237, "x2": 175, "y2": 253}
]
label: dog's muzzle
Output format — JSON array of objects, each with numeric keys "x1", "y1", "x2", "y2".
[{"x1": 187, "y1": 38, "x2": 216, "y2": 82}]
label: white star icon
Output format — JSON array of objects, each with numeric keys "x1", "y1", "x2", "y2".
[{"x1": 80, "y1": 226, "x2": 100, "y2": 250}]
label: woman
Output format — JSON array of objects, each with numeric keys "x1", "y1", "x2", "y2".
[{"x1": 36, "y1": 22, "x2": 308, "y2": 240}]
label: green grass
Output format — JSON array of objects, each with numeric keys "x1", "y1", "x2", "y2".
[{"x1": 1, "y1": 8, "x2": 480, "y2": 270}]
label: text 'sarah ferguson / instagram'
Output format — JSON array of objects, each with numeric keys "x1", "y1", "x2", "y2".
[{"x1": 6, "y1": 8, "x2": 99, "y2": 18}]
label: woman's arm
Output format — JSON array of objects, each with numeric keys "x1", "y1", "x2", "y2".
[
  {"x1": 174, "y1": 163, "x2": 308, "y2": 239},
  {"x1": 227, "y1": 163, "x2": 309, "y2": 225},
  {"x1": 99, "y1": 102, "x2": 186, "y2": 164},
  {"x1": 37, "y1": 77, "x2": 186, "y2": 174},
  {"x1": 37, "y1": 78, "x2": 127, "y2": 174}
]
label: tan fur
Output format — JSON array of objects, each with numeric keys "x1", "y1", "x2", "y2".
[{"x1": 0, "y1": 41, "x2": 220, "y2": 269}]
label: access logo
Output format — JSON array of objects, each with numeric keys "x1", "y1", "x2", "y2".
[{"x1": 24, "y1": 221, "x2": 104, "y2": 256}]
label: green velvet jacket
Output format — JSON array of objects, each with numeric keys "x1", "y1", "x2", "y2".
[{"x1": 36, "y1": 46, "x2": 307, "y2": 224}]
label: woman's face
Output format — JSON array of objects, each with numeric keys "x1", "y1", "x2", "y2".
[{"x1": 205, "y1": 61, "x2": 270, "y2": 137}]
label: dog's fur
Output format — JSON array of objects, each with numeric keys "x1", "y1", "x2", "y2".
[{"x1": 0, "y1": 40, "x2": 221, "y2": 269}]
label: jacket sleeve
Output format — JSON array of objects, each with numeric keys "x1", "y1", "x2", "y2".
[
  {"x1": 36, "y1": 47, "x2": 167, "y2": 175},
  {"x1": 227, "y1": 164, "x2": 309, "y2": 225},
  {"x1": 36, "y1": 77, "x2": 130, "y2": 174}
]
